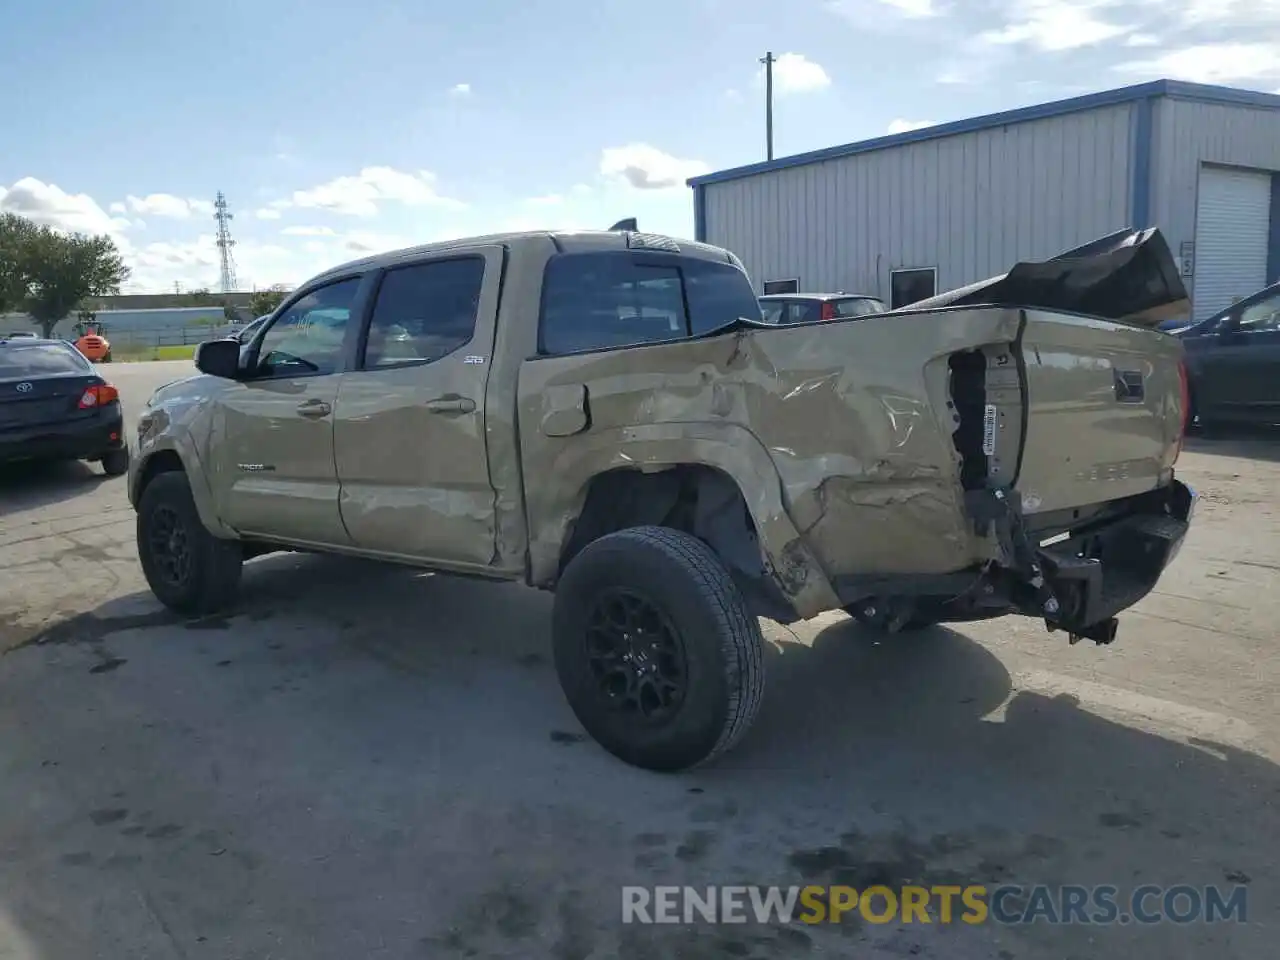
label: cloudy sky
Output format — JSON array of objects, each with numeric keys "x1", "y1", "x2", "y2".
[{"x1": 2, "y1": 0, "x2": 1278, "y2": 293}]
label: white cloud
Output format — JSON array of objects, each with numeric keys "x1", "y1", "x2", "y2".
[
  {"x1": 254, "y1": 207, "x2": 282, "y2": 220},
  {"x1": 280, "y1": 225, "x2": 338, "y2": 236},
  {"x1": 340, "y1": 230, "x2": 417, "y2": 254},
  {"x1": 1116, "y1": 42, "x2": 1280, "y2": 83},
  {"x1": 887, "y1": 118, "x2": 938, "y2": 134},
  {"x1": 1176, "y1": 0, "x2": 1280, "y2": 27},
  {"x1": 1124, "y1": 32, "x2": 1161, "y2": 47},
  {"x1": 980, "y1": 0, "x2": 1132, "y2": 51},
  {"x1": 761, "y1": 52, "x2": 832, "y2": 94},
  {"x1": 121, "y1": 193, "x2": 214, "y2": 220},
  {"x1": 827, "y1": 0, "x2": 941, "y2": 21},
  {"x1": 109, "y1": 201, "x2": 127, "y2": 215},
  {"x1": 266, "y1": 166, "x2": 464, "y2": 218},
  {"x1": 449, "y1": 82, "x2": 471, "y2": 95},
  {"x1": 599, "y1": 144, "x2": 710, "y2": 190},
  {"x1": 523, "y1": 193, "x2": 564, "y2": 207},
  {"x1": 872, "y1": 0, "x2": 940, "y2": 16},
  {"x1": 0, "y1": 177, "x2": 129, "y2": 236}
]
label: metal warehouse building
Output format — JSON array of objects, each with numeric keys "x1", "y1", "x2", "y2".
[{"x1": 688, "y1": 79, "x2": 1280, "y2": 322}]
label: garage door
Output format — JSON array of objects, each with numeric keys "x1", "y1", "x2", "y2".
[{"x1": 1193, "y1": 165, "x2": 1272, "y2": 322}]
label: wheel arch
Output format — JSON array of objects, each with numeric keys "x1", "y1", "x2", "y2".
[
  {"x1": 131, "y1": 441, "x2": 236, "y2": 538},
  {"x1": 526, "y1": 426, "x2": 841, "y2": 620}
]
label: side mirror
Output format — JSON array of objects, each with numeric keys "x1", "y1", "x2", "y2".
[{"x1": 194, "y1": 338, "x2": 242, "y2": 379}]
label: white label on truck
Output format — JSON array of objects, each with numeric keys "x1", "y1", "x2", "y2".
[{"x1": 982, "y1": 404, "x2": 998, "y2": 456}]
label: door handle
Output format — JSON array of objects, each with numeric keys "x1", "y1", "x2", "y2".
[
  {"x1": 424, "y1": 396, "x2": 476, "y2": 414},
  {"x1": 296, "y1": 399, "x2": 332, "y2": 419}
]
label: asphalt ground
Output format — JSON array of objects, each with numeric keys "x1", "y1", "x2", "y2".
[{"x1": 0, "y1": 359, "x2": 1276, "y2": 959}]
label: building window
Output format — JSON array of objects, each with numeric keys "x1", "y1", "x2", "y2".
[
  {"x1": 762, "y1": 278, "x2": 799, "y2": 295},
  {"x1": 889, "y1": 268, "x2": 937, "y2": 309}
]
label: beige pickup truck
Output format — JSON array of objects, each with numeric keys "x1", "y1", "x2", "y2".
[{"x1": 129, "y1": 227, "x2": 1196, "y2": 771}]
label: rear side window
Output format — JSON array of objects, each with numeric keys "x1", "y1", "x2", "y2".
[
  {"x1": 0, "y1": 341, "x2": 90, "y2": 378},
  {"x1": 833, "y1": 297, "x2": 887, "y2": 318},
  {"x1": 787, "y1": 301, "x2": 822, "y2": 324},
  {"x1": 362, "y1": 257, "x2": 485, "y2": 368},
  {"x1": 539, "y1": 253, "x2": 760, "y2": 355},
  {"x1": 759, "y1": 300, "x2": 786, "y2": 325}
]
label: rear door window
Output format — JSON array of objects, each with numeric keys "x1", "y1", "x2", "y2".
[
  {"x1": 539, "y1": 253, "x2": 761, "y2": 355},
  {"x1": 0, "y1": 341, "x2": 91, "y2": 378}
]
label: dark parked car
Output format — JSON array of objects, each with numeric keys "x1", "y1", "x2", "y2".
[
  {"x1": 1174, "y1": 281, "x2": 1280, "y2": 428},
  {"x1": 758, "y1": 292, "x2": 887, "y2": 325},
  {"x1": 0, "y1": 336, "x2": 130, "y2": 474}
]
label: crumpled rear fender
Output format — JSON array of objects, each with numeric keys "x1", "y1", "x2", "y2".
[{"x1": 523, "y1": 421, "x2": 842, "y2": 620}]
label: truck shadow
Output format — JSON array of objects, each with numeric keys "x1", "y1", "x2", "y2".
[{"x1": 3, "y1": 554, "x2": 1273, "y2": 960}]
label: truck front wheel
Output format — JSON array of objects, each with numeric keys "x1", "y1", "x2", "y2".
[
  {"x1": 552, "y1": 526, "x2": 766, "y2": 772},
  {"x1": 137, "y1": 472, "x2": 243, "y2": 615}
]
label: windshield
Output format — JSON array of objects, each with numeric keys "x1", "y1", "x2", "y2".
[{"x1": 0, "y1": 341, "x2": 91, "y2": 379}]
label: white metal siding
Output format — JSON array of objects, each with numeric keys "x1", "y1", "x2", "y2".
[
  {"x1": 1192, "y1": 166, "x2": 1272, "y2": 321},
  {"x1": 1149, "y1": 99, "x2": 1280, "y2": 310},
  {"x1": 701, "y1": 104, "x2": 1135, "y2": 298}
]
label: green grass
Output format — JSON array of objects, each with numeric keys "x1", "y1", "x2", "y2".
[{"x1": 112, "y1": 343, "x2": 197, "y2": 362}]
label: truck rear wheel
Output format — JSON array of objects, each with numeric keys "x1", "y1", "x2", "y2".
[
  {"x1": 137, "y1": 471, "x2": 243, "y2": 615},
  {"x1": 552, "y1": 526, "x2": 766, "y2": 772}
]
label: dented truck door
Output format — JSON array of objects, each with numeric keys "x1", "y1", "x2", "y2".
[{"x1": 333, "y1": 247, "x2": 504, "y2": 566}]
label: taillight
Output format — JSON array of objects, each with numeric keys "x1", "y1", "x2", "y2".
[
  {"x1": 78, "y1": 384, "x2": 120, "y2": 409},
  {"x1": 1174, "y1": 359, "x2": 1190, "y2": 462},
  {"x1": 820, "y1": 302, "x2": 836, "y2": 321}
]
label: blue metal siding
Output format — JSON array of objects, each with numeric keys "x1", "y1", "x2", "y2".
[
  {"x1": 702, "y1": 106, "x2": 1135, "y2": 297},
  {"x1": 1149, "y1": 98, "x2": 1280, "y2": 297},
  {"x1": 1269, "y1": 175, "x2": 1280, "y2": 285},
  {"x1": 1130, "y1": 96, "x2": 1155, "y2": 227},
  {"x1": 690, "y1": 79, "x2": 1280, "y2": 189}
]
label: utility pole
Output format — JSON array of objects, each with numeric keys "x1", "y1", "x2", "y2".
[{"x1": 760, "y1": 51, "x2": 776, "y2": 161}]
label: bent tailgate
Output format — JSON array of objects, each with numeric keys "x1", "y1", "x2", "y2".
[{"x1": 1013, "y1": 309, "x2": 1186, "y2": 516}]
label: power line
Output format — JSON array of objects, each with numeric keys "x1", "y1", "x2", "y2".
[{"x1": 214, "y1": 191, "x2": 238, "y2": 293}]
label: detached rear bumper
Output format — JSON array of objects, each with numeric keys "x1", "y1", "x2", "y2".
[{"x1": 1034, "y1": 479, "x2": 1196, "y2": 636}]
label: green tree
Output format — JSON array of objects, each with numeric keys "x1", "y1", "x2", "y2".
[
  {"x1": 248, "y1": 284, "x2": 290, "y2": 317},
  {"x1": 0, "y1": 213, "x2": 38, "y2": 314},
  {"x1": 3, "y1": 215, "x2": 131, "y2": 337}
]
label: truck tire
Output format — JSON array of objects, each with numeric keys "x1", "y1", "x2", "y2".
[
  {"x1": 552, "y1": 526, "x2": 766, "y2": 772},
  {"x1": 137, "y1": 471, "x2": 243, "y2": 615}
]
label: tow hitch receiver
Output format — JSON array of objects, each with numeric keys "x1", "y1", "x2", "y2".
[
  {"x1": 967, "y1": 479, "x2": 1195, "y2": 645},
  {"x1": 1049, "y1": 617, "x2": 1120, "y2": 646}
]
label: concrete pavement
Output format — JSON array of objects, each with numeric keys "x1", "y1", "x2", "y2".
[{"x1": 0, "y1": 361, "x2": 1277, "y2": 959}]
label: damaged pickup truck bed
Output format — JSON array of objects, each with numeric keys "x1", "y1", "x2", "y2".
[{"x1": 129, "y1": 226, "x2": 1196, "y2": 772}]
